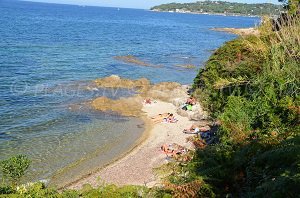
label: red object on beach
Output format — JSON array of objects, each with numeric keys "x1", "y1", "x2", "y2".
[{"x1": 145, "y1": 98, "x2": 151, "y2": 104}]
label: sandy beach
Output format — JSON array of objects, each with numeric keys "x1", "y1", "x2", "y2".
[{"x1": 67, "y1": 99, "x2": 197, "y2": 189}]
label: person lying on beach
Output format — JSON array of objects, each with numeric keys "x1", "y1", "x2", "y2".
[
  {"x1": 161, "y1": 143, "x2": 190, "y2": 161},
  {"x1": 151, "y1": 113, "x2": 178, "y2": 123},
  {"x1": 184, "y1": 124, "x2": 214, "y2": 141},
  {"x1": 183, "y1": 124, "x2": 211, "y2": 134},
  {"x1": 161, "y1": 143, "x2": 186, "y2": 157},
  {"x1": 151, "y1": 113, "x2": 170, "y2": 122},
  {"x1": 162, "y1": 114, "x2": 178, "y2": 123}
]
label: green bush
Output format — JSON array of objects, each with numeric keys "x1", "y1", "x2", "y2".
[
  {"x1": 0, "y1": 155, "x2": 31, "y2": 186},
  {"x1": 0, "y1": 185, "x2": 15, "y2": 195}
]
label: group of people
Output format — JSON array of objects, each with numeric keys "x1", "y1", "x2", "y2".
[
  {"x1": 160, "y1": 123, "x2": 212, "y2": 161},
  {"x1": 146, "y1": 96, "x2": 213, "y2": 161}
]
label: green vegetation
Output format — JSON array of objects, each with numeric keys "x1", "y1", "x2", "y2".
[
  {"x1": 189, "y1": 14, "x2": 299, "y2": 196},
  {"x1": 0, "y1": 155, "x2": 30, "y2": 186},
  {"x1": 279, "y1": 0, "x2": 300, "y2": 13},
  {"x1": 0, "y1": 155, "x2": 173, "y2": 197},
  {"x1": 151, "y1": 1, "x2": 283, "y2": 16},
  {"x1": 0, "y1": 180, "x2": 174, "y2": 197}
]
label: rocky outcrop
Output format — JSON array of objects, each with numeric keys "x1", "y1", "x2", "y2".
[
  {"x1": 91, "y1": 75, "x2": 209, "y2": 120},
  {"x1": 176, "y1": 105, "x2": 209, "y2": 121},
  {"x1": 94, "y1": 75, "x2": 150, "y2": 92},
  {"x1": 144, "y1": 82, "x2": 187, "y2": 103},
  {"x1": 173, "y1": 97, "x2": 209, "y2": 121}
]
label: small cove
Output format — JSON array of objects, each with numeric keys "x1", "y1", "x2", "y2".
[{"x1": 0, "y1": 0, "x2": 259, "y2": 185}]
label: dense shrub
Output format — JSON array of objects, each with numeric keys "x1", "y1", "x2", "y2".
[
  {"x1": 190, "y1": 14, "x2": 300, "y2": 197},
  {"x1": 0, "y1": 155, "x2": 31, "y2": 186}
]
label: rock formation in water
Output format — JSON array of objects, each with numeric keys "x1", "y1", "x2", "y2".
[
  {"x1": 114, "y1": 55, "x2": 162, "y2": 68},
  {"x1": 91, "y1": 75, "x2": 208, "y2": 120}
]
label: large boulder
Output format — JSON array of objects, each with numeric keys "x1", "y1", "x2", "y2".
[
  {"x1": 177, "y1": 103, "x2": 209, "y2": 121},
  {"x1": 176, "y1": 108, "x2": 189, "y2": 117}
]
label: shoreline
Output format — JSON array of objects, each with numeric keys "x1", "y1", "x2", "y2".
[
  {"x1": 59, "y1": 115, "x2": 153, "y2": 190},
  {"x1": 65, "y1": 90, "x2": 199, "y2": 189}
]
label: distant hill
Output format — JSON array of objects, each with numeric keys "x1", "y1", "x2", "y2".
[{"x1": 150, "y1": 1, "x2": 283, "y2": 16}]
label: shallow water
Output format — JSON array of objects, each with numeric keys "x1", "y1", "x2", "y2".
[{"x1": 0, "y1": 0, "x2": 259, "y2": 185}]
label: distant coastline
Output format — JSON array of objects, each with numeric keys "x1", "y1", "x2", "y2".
[
  {"x1": 150, "y1": 1, "x2": 282, "y2": 17},
  {"x1": 150, "y1": 9, "x2": 260, "y2": 18}
]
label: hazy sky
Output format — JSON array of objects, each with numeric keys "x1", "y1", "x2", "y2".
[{"x1": 23, "y1": 0, "x2": 281, "y2": 9}]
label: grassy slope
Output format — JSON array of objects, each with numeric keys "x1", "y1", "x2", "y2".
[{"x1": 190, "y1": 16, "x2": 300, "y2": 196}]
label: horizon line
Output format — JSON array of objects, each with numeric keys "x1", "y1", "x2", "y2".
[
  {"x1": 19, "y1": 0, "x2": 147, "y2": 10},
  {"x1": 19, "y1": 0, "x2": 280, "y2": 10}
]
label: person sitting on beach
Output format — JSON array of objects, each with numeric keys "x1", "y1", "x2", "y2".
[
  {"x1": 186, "y1": 97, "x2": 196, "y2": 105},
  {"x1": 182, "y1": 97, "x2": 196, "y2": 111}
]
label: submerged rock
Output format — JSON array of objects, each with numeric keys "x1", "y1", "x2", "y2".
[
  {"x1": 91, "y1": 96, "x2": 143, "y2": 117},
  {"x1": 94, "y1": 75, "x2": 187, "y2": 102},
  {"x1": 175, "y1": 64, "x2": 196, "y2": 69},
  {"x1": 114, "y1": 55, "x2": 162, "y2": 68}
]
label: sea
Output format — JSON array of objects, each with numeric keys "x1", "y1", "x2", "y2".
[{"x1": 0, "y1": 0, "x2": 260, "y2": 186}]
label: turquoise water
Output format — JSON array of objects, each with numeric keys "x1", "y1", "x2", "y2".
[{"x1": 0, "y1": 0, "x2": 260, "y2": 185}]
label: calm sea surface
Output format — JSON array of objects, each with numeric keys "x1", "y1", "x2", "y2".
[{"x1": 0, "y1": 0, "x2": 259, "y2": 185}]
